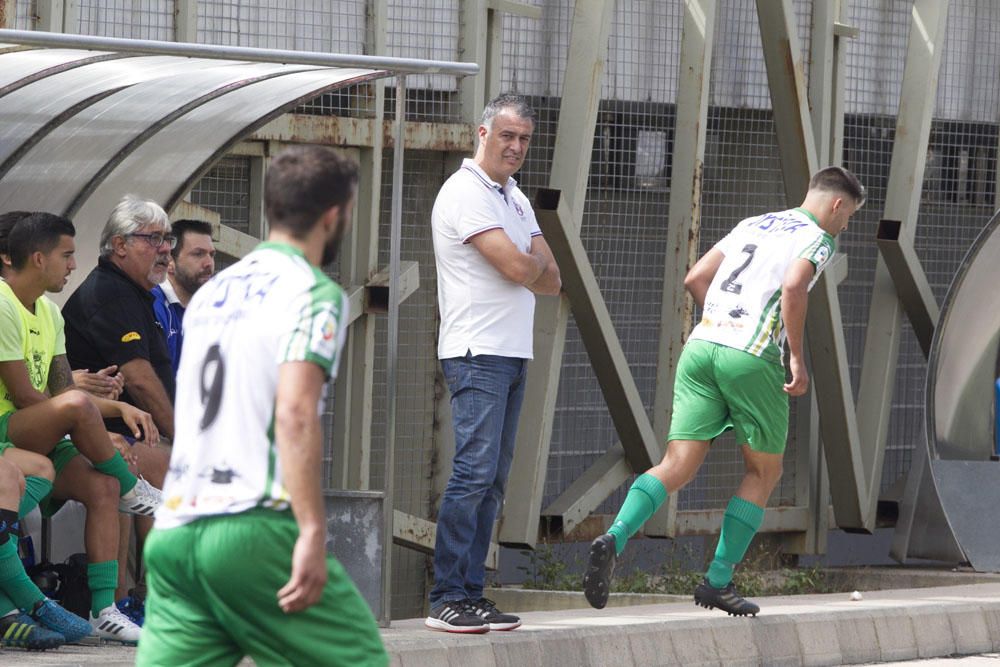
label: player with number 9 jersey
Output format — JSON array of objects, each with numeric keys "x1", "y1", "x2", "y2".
[
  {"x1": 689, "y1": 207, "x2": 835, "y2": 366},
  {"x1": 154, "y1": 243, "x2": 347, "y2": 529}
]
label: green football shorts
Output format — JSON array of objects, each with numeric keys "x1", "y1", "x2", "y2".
[
  {"x1": 0, "y1": 411, "x2": 79, "y2": 515},
  {"x1": 137, "y1": 508, "x2": 388, "y2": 667},
  {"x1": 667, "y1": 339, "x2": 789, "y2": 454}
]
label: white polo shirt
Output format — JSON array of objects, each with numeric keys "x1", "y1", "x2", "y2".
[{"x1": 432, "y1": 158, "x2": 542, "y2": 360}]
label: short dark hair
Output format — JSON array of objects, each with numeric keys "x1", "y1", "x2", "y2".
[
  {"x1": 264, "y1": 146, "x2": 359, "y2": 238},
  {"x1": 8, "y1": 212, "x2": 75, "y2": 271},
  {"x1": 0, "y1": 211, "x2": 32, "y2": 262},
  {"x1": 481, "y1": 93, "x2": 536, "y2": 128},
  {"x1": 809, "y1": 166, "x2": 866, "y2": 207},
  {"x1": 170, "y1": 219, "x2": 214, "y2": 260}
]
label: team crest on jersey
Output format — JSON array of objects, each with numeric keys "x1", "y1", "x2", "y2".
[
  {"x1": 815, "y1": 245, "x2": 831, "y2": 265},
  {"x1": 514, "y1": 201, "x2": 524, "y2": 217},
  {"x1": 312, "y1": 312, "x2": 337, "y2": 359}
]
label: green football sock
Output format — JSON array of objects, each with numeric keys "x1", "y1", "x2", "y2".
[
  {"x1": 0, "y1": 590, "x2": 17, "y2": 617},
  {"x1": 706, "y1": 496, "x2": 765, "y2": 588},
  {"x1": 606, "y1": 473, "x2": 668, "y2": 556},
  {"x1": 0, "y1": 538, "x2": 44, "y2": 612},
  {"x1": 93, "y1": 452, "x2": 137, "y2": 496},
  {"x1": 88, "y1": 560, "x2": 117, "y2": 616},
  {"x1": 18, "y1": 476, "x2": 53, "y2": 517}
]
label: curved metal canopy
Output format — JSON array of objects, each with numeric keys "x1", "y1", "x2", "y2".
[
  {"x1": 893, "y1": 210, "x2": 1000, "y2": 570},
  {"x1": 0, "y1": 30, "x2": 476, "y2": 296}
]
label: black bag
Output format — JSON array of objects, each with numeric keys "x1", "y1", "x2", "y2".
[{"x1": 27, "y1": 552, "x2": 92, "y2": 619}]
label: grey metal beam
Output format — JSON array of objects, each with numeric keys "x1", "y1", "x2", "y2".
[
  {"x1": 808, "y1": 0, "x2": 837, "y2": 167},
  {"x1": 486, "y1": 0, "x2": 541, "y2": 19},
  {"x1": 754, "y1": 0, "x2": 817, "y2": 204},
  {"x1": 343, "y1": 261, "x2": 421, "y2": 328},
  {"x1": 33, "y1": 1, "x2": 66, "y2": 32},
  {"x1": 458, "y1": 0, "x2": 488, "y2": 124},
  {"x1": 808, "y1": 271, "x2": 869, "y2": 529},
  {"x1": 673, "y1": 506, "x2": 810, "y2": 535},
  {"x1": 646, "y1": 0, "x2": 717, "y2": 539},
  {"x1": 788, "y1": 0, "x2": 850, "y2": 555},
  {"x1": 331, "y1": 1, "x2": 386, "y2": 493},
  {"x1": 252, "y1": 114, "x2": 475, "y2": 151},
  {"x1": 875, "y1": 219, "x2": 939, "y2": 358},
  {"x1": 499, "y1": 0, "x2": 615, "y2": 547},
  {"x1": 756, "y1": 0, "x2": 871, "y2": 531},
  {"x1": 174, "y1": 0, "x2": 198, "y2": 42},
  {"x1": 533, "y1": 190, "x2": 661, "y2": 472},
  {"x1": 380, "y1": 74, "x2": 406, "y2": 625},
  {"x1": 856, "y1": 0, "x2": 950, "y2": 503},
  {"x1": 0, "y1": 1, "x2": 16, "y2": 29},
  {"x1": 540, "y1": 444, "x2": 632, "y2": 539},
  {"x1": 392, "y1": 510, "x2": 498, "y2": 571},
  {"x1": 0, "y1": 28, "x2": 480, "y2": 75}
]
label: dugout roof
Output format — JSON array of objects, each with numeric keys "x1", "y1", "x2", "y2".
[{"x1": 0, "y1": 29, "x2": 476, "y2": 295}]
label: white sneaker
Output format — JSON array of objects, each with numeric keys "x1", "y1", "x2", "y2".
[
  {"x1": 90, "y1": 604, "x2": 141, "y2": 644},
  {"x1": 119, "y1": 476, "x2": 162, "y2": 516}
]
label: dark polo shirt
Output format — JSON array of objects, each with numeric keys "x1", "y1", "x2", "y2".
[{"x1": 63, "y1": 257, "x2": 175, "y2": 436}]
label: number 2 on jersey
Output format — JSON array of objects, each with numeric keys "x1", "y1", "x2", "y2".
[{"x1": 720, "y1": 244, "x2": 757, "y2": 295}]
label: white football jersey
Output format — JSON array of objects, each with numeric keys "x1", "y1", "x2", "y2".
[
  {"x1": 689, "y1": 208, "x2": 835, "y2": 365},
  {"x1": 155, "y1": 242, "x2": 348, "y2": 529}
]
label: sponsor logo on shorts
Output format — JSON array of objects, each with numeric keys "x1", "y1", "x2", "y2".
[{"x1": 121, "y1": 331, "x2": 141, "y2": 342}]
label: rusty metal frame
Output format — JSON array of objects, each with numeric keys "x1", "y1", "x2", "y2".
[{"x1": 499, "y1": 0, "x2": 620, "y2": 547}]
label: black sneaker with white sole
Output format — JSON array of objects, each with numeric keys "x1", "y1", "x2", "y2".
[
  {"x1": 583, "y1": 533, "x2": 617, "y2": 609},
  {"x1": 467, "y1": 597, "x2": 521, "y2": 631},
  {"x1": 693, "y1": 578, "x2": 760, "y2": 617},
  {"x1": 424, "y1": 600, "x2": 489, "y2": 634}
]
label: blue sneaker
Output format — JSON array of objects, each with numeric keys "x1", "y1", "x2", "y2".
[
  {"x1": 115, "y1": 595, "x2": 144, "y2": 627},
  {"x1": 30, "y1": 598, "x2": 92, "y2": 643},
  {"x1": 0, "y1": 612, "x2": 64, "y2": 650}
]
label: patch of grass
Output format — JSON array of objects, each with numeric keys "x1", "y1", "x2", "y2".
[{"x1": 518, "y1": 544, "x2": 582, "y2": 591}]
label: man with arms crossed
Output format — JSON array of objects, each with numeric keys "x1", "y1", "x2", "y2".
[
  {"x1": 138, "y1": 146, "x2": 386, "y2": 666},
  {"x1": 426, "y1": 94, "x2": 561, "y2": 634},
  {"x1": 583, "y1": 166, "x2": 866, "y2": 616}
]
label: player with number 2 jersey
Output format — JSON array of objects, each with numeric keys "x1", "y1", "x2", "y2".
[
  {"x1": 582, "y1": 167, "x2": 865, "y2": 620},
  {"x1": 689, "y1": 207, "x2": 835, "y2": 365}
]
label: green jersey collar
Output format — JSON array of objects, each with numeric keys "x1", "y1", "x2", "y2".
[
  {"x1": 793, "y1": 207, "x2": 820, "y2": 226},
  {"x1": 256, "y1": 240, "x2": 306, "y2": 259}
]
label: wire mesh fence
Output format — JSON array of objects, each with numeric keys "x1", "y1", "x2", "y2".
[
  {"x1": 12, "y1": 0, "x2": 34, "y2": 29},
  {"x1": 75, "y1": 0, "x2": 173, "y2": 40},
  {"x1": 21, "y1": 0, "x2": 1000, "y2": 612},
  {"x1": 196, "y1": 0, "x2": 366, "y2": 54}
]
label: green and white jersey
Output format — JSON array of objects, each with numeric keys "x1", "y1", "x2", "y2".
[
  {"x1": 155, "y1": 241, "x2": 348, "y2": 529},
  {"x1": 689, "y1": 208, "x2": 835, "y2": 365}
]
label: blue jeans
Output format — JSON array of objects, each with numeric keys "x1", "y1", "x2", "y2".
[{"x1": 429, "y1": 353, "x2": 527, "y2": 609}]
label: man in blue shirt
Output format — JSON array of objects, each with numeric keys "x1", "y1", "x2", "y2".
[{"x1": 151, "y1": 219, "x2": 216, "y2": 374}]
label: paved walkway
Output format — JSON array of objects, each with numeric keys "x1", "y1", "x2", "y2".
[{"x1": 4, "y1": 583, "x2": 1000, "y2": 666}]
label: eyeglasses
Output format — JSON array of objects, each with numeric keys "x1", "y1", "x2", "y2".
[{"x1": 129, "y1": 232, "x2": 177, "y2": 249}]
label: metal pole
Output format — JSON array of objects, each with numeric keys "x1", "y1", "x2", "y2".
[
  {"x1": 381, "y1": 74, "x2": 405, "y2": 627},
  {"x1": 0, "y1": 28, "x2": 479, "y2": 76}
]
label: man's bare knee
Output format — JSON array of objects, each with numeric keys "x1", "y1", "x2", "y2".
[
  {"x1": 0, "y1": 460, "x2": 25, "y2": 500},
  {"x1": 55, "y1": 389, "x2": 100, "y2": 424}
]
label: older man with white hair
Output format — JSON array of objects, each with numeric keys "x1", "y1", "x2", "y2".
[
  {"x1": 63, "y1": 195, "x2": 176, "y2": 441},
  {"x1": 63, "y1": 195, "x2": 176, "y2": 632}
]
